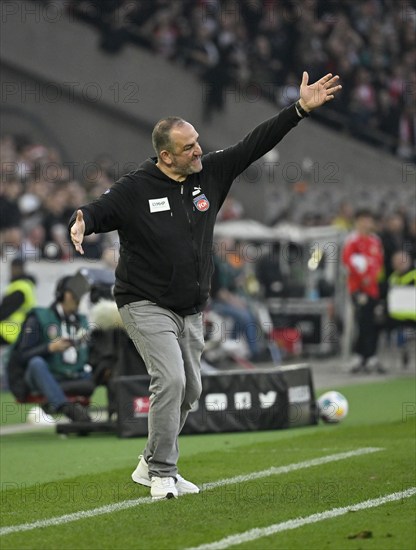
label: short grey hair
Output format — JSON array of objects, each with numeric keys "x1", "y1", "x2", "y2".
[{"x1": 151, "y1": 116, "x2": 185, "y2": 157}]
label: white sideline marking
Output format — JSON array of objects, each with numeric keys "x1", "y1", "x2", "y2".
[
  {"x1": 0, "y1": 496, "x2": 153, "y2": 536},
  {"x1": 186, "y1": 487, "x2": 416, "y2": 550},
  {"x1": 0, "y1": 447, "x2": 382, "y2": 536},
  {"x1": 202, "y1": 447, "x2": 383, "y2": 491}
]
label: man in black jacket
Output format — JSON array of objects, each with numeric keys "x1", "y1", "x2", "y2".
[{"x1": 69, "y1": 71, "x2": 341, "y2": 500}]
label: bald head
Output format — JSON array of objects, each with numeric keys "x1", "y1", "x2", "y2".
[
  {"x1": 152, "y1": 117, "x2": 186, "y2": 157},
  {"x1": 152, "y1": 117, "x2": 203, "y2": 181}
]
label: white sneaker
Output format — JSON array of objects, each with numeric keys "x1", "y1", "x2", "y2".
[
  {"x1": 175, "y1": 474, "x2": 200, "y2": 495},
  {"x1": 347, "y1": 354, "x2": 365, "y2": 373},
  {"x1": 366, "y1": 356, "x2": 386, "y2": 374},
  {"x1": 131, "y1": 455, "x2": 151, "y2": 487},
  {"x1": 150, "y1": 476, "x2": 178, "y2": 500},
  {"x1": 131, "y1": 455, "x2": 200, "y2": 495}
]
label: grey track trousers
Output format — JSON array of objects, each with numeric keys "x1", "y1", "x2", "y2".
[{"x1": 119, "y1": 301, "x2": 204, "y2": 478}]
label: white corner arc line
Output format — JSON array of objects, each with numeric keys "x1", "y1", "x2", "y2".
[
  {"x1": 0, "y1": 447, "x2": 383, "y2": 537},
  {"x1": 186, "y1": 487, "x2": 416, "y2": 550}
]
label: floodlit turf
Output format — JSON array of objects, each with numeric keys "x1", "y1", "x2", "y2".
[{"x1": 1, "y1": 378, "x2": 415, "y2": 550}]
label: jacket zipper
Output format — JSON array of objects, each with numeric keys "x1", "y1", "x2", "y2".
[{"x1": 181, "y1": 184, "x2": 201, "y2": 303}]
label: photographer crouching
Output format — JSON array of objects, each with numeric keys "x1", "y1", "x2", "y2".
[{"x1": 7, "y1": 273, "x2": 95, "y2": 423}]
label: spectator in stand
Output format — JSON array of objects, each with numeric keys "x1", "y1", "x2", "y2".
[
  {"x1": 98, "y1": 1, "x2": 140, "y2": 55},
  {"x1": 183, "y1": 23, "x2": 225, "y2": 121},
  {"x1": 257, "y1": 9, "x2": 293, "y2": 86},
  {"x1": 342, "y1": 209, "x2": 385, "y2": 374},
  {"x1": 147, "y1": 7, "x2": 181, "y2": 59},
  {"x1": 379, "y1": 212, "x2": 407, "y2": 280},
  {"x1": 326, "y1": 11, "x2": 363, "y2": 66},
  {"x1": 42, "y1": 185, "x2": 73, "y2": 260},
  {"x1": 331, "y1": 200, "x2": 354, "y2": 231},
  {"x1": 0, "y1": 179, "x2": 23, "y2": 255},
  {"x1": 216, "y1": 195, "x2": 244, "y2": 223},
  {"x1": 377, "y1": 89, "x2": 400, "y2": 141},
  {"x1": 68, "y1": 0, "x2": 416, "y2": 156},
  {"x1": 279, "y1": 72, "x2": 301, "y2": 108},
  {"x1": 248, "y1": 34, "x2": 283, "y2": 101},
  {"x1": 210, "y1": 238, "x2": 261, "y2": 361},
  {"x1": 349, "y1": 67, "x2": 378, "y2": 131},
  {"x1": 397, "y1": 104, "x2": 416, "y2": 162},
  {"x1": 184, "y1": 23, "x2": 219, "y2": 77},
  {"x1": 256, "y1": 242, "x2": 285, "y2": 299},
  {"x1": 294, "y1": 1, "x2": 328, "y2": 85},
  {"x1": 21, "y1": 220, "x2": 46, "y2": 261},
  {"x1": 387, "y1": 250, "x2": 416, "y2": 368}
]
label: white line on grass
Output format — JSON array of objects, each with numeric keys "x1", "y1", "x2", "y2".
[
  {"x1": 201, "y1": 447, "x2": 383, "y2": 491},
  {"x1": 185, "y1": 487, "x2": 416, "y2": 550},
  {"x1": 0, "y1": 447, "x2": 382, "y2": 536},
  {"x1": 0, "y1": 496, "x2": 153, "y2": 536}
]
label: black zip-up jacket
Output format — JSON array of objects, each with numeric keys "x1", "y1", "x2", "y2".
[{"x1": 69, "y1": 104, "x2": 302, "y2": 315}]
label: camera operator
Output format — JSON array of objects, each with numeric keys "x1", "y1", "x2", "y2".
[{"x1": 8, "y1": 273, "x2": 94, "y2": 422}]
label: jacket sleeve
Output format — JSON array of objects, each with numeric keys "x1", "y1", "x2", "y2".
[
  {"x1": 68, "y1": 177, "x2": 133, "y2": 236},
  {"x1": 0, "y1": 291, "x2": 25, "y2": 321},
  {"x1": 203, "y1": 103, "x2": 301, "y2": 199},
  {"x1": 19, "y1": 314, "x2": 51, "y2": 364}
]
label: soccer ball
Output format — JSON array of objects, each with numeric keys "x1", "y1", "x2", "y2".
[{"x1": 317, "y1": 391, "x2": 349, "y2": 423}]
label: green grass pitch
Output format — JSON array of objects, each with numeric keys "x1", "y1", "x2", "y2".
[{"x1": 1, "y1": 377, "x2": 415, "y2": 549}]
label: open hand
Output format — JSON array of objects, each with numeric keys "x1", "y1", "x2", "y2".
[
  {"x1": 299, "y1": 71, "x2": 342, "y2": 113},
  {"x1": 70, "y1": 209, "x2": 85, "y2": 255}
]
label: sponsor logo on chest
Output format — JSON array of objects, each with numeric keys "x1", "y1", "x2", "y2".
[
  {"x1": 148, "y1": 197, "x2": 170, "y2": 213},
  {"x1": 193, "y1": 193, "x2": 210, "y2": 212}
]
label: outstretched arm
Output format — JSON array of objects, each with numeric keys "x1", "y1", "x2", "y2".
[
  {"x1": 204, "y1": 71, "x2": 342, "y2": 191},
  {"x1": 298, "y1": 72, "x2": 342, "y2": 113},
  {"x1": 69, "y1": 177, "x2": 133, "y2": 254}
]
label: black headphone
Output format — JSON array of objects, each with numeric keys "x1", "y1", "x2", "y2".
[
  {"x1": 90, "y1": 283, "x2": 114, "y2": 304},
  {"x1": 55, "y1": 276, "x2": 71, "y2": 303}
]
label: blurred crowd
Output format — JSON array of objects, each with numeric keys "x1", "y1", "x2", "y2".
[
  {"x1": 0, "y1": 130, "x2": 414, "y2": 371},
  {"x1": 0, "y1": 134, "x2": 119, "y2": 263},
  {"x1": 68, "y1": 0, "x2": 416, "y2": 160},
  {"x1": 3, "y1": 1, "x2": 416, "y2": 266},
  {"x1": 1, "y1": 132, "x2": 415, "y2": 272}
]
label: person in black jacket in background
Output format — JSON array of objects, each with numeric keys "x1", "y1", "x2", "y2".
[{"x1": 69, "y1": 71, "x2": 341, "y2": 500}]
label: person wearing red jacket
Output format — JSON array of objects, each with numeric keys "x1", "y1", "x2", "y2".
[{"x1": 342, "y1": 209, "x2": 385, "y2": 373}]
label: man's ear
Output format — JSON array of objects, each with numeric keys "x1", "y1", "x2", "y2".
[{"x1": 159, "y1": 150, "x2": 173, "y2": 166}]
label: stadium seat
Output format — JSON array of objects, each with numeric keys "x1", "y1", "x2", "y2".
[
  {"x1": 14, "y1": 379, "x2": 103, "y2": 436},
  {"x1": 16, "y1": 378, "x2": 95, "y2": 408},
  {"x1": 16, "y1": 393, "x2": 91, "y2": 408}
]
